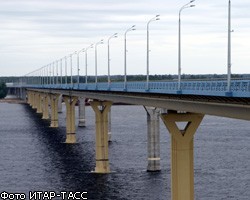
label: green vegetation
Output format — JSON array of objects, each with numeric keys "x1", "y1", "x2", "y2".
[{"x1": 0, "y1": 82, "x2": 8, "y2": 99}]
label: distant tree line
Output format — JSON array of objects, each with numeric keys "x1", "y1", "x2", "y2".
[{"x1": 0, "y1": 82, "x2": 8, "y2": 99}]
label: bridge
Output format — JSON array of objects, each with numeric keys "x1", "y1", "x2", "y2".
[
  {"x1": 4, "y1": 0, "x2": 250, "y2": 199},
  {"x1": 7, "y1": 77, "x2": 250, "y2": 200}
]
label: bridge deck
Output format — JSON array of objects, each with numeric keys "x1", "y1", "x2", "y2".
[{"x1": 22, "y1": 80, "x2": 250, "y2": 98}]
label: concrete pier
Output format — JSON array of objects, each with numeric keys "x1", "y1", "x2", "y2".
[
  {"x1": 63, "y1": 96, "x2": 78, "y2": 143},
  {"x1": 108, "y1": 108, "x2": 111, "y2": 142},
  {"x1": 58, "y1": 94, "x2": 63, "y2": 113},
  {"x1": 49, "y1": 94, "x2": 59, "y2": 128},
  {"x1": 161, "y1": 112, "x2": 204, "y2": 200},
  {"x1": 36, "y1": 93, "x2": 43, "y2": 114},
  {"x1": 90, "y1": 100, "x2": 112, "y2": 173},
  {"x1": 144, "y1": 106, "x2": 161, "y2": 172},
  {"x1": 42, "y1": 94, "x2": 49, "y2": 120},
  {"x1": 78, "y1": 97, "x2": 86, "y2": 127}
]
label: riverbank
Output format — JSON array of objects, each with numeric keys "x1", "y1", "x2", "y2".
[{"x1": 0, "y1": 95, "x2": 26, "y2": 104}]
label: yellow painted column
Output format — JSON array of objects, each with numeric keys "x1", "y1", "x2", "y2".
[
  {"x1": 63, "y1": 96, "x2": 78, "y2": 143},
  {"x1": 161, "y1": 112, "x2": 204, "y2": 200},
  {"x1": 42, "y1": 94, "x2": 49, "y2": 120},
  {"x1": 36, "y1": 93, "x2": 43, "y2": 114},
  {"x1": 31, "y1": 92, "x2": 37, "y2": 109},
  {"x1": 90, "y1": 100, "x2": 112, "y2": 173},
  {"x1": 29, "y1": 92, "x2": 33, "y2": 107},
  {"x1": 49, "y1": 94, "x2": 60, "y2": 127}
]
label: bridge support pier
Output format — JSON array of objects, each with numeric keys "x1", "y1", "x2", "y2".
[
  {"x1": 78, "y1": 97, "x2": 86, "y2": 127},
  {"x1": 144, "y1": 107, "x2": 161, "y2": 172},
  {"x1": 36, "y1": 93, "x2": 43, "y2": 114},
  {"x1": 63, "y1": 96, "x2": 78, "y2": 143},
  {"x1": 42, "y1": 94, "x2": 49, "y2": 120},
  {"x1": 90, "y1": 100, "x2": 112, "y2": 173},
  {"x1": 29, "y1": 92, "x2": 34, "y2": 107},
  {"x1": 27, "y1": 91, "x2": 31, "y2": 105},
  {"x1": 49, "y1": 94, "x2": 60, "y2": 128},
  {"x1": 161, "y1": 112, "x2": 204, "y2": 200},
  {"x1": 108, "y1": 109, "x2": 112, "y2": 142},
  {"x1": 58, "y1": 94, "x2": 63, "y2": 113},
  {"x1": 32, "y1": 92, "x2": 37, "y2": 110}
]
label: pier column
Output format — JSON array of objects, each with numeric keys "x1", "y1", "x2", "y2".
[
  {"x1": 49, "y1": 94, "x2": 60, "y2": 128},
  {"x1": 36, "y1": 93, "x2": 43, "y2": 114},
  {"x1": 29, "y1": 92, "x2": 34, "y2": 107},
  {"x1": 32, "y1": 92, "x2": 37, "y2": 109},
  {"x1": 161, "y1": 112, "x2": 204, "y2": 200},
  {"x1": 144, "y1": 107, "x2": 161, "y2": 172},
  {"x1": 78, "y1": 97, "x2": 86, "y2": 127},
  {"x1": 90, "y1": 100, "x2": 112, "y2": 173},
  {"x1": 27, "y1": 91, "x2": 31, "y2": 105},
  {"x1": 58, "y1": 94, "x2": 63, "y2": 113},
  {"x1": 63, "y1": 96, "x2": 78, "y2": 143},
  {"x1": 108, "y1": 109, "x2": 112, "y2": 142},
  {"x1": 42, "y1": 94, "x2": 49, "y2": 120}
]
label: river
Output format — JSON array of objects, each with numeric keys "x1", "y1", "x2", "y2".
[{"x1": 0, "y1": 101, "x2": 249, "y2": 199}]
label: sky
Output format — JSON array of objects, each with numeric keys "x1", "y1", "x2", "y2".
[{"x1": 0, "y1": 0, "x2": 249, "y2": 77}]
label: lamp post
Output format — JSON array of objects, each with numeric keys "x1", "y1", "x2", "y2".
[
  {"x1": 60, "y1": 58, "x2": 63, "y2": 86},
  {"x1": 108, "y1": 33, "x2": 118, "y2": 88},
  {"x1": 49, "y1": 63, "x2": 52, "y2": 85},
  {"x1": 69, "y1": 51, "x2": 77, "y2": 88},
  {"x1": 46, "y1": 65, "x2": 49, "y2": 85},
  {"x1": 95, "y1": 39, "x2": 104, "y2": 88},
  {"x1": 69, "y1": 54, "x2": 73, "y2": 86},
  {"x1": 52, "y1": 62, "x2": 55, "y2": 85},
  {"x1": 124, "y1": 25, "x2": 136, "y2": 90},
  {"x1": 85, "y1": 44, "x2": 93, "y2": 85},
  {"x1": 56, "y1": 60, "x2": 59, "y2": 84},
  {"x1": 64, "y1": 56, "x2": 68, "y2": 85},
  {"x1": 146, "y1": 15, "x2": 160, "y2": 90},
  {"x1": 77, "y1": 48, "x2": 85, "y2": 87},
  {"x1": 178, "y1": 0, "x2": 195, "y2": 91},
  {"x1": 227, "y1": 0, "x2": 232, "y2": 93}
]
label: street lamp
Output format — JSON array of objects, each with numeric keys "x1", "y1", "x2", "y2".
[
  {"x1": 69, "y1": 51, "x2": 77, "y2": 87},
  {"x1": 227, "y1": 0, "x2": 232, "y2": 93},
  {"x1": 108, "y1": 33, "x2": 118, "y2": 88},
  {"x1": 56, "y1": 60, "x2": 59, "y2": 84},
  {"x1": 178, "y1": 0, "x2": 195, "y2": 91},
  {"x1": 146, "y1": 15, "x2": 160, "y2": 90},
  {"x1": 46, "y1": 65, "x2": 49, "y2": 85},
  {"x1": 85, "y1": 44, "x2": 93, "y2": 85},
  {"x1": 124, "y1": 25, "x2": 136, "y2": 90},
  {"x1": 77, "y1": 48, "x2": 85, "y2": 87},
  {"x1": 49, "y1": 63, "x2": 52, "y2": 85},
  {"x1": 60, "y1": 58, "x2": 63, "y2": 86},
  {"x1": 64, "y1": 56, "x2": 68, "y2": 85},
  {"x1": 95, "y1": 39, "x2": 104, "y2": 88},
  {"x1": 52, "y1": 62, "x2": 55, "y2": 85}
]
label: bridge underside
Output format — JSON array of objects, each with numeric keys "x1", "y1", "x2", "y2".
[{"x1": 29, "y1": 88, "x2": 250, "y2": 121}]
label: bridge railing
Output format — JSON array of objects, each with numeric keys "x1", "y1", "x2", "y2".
[{"x1": 21, "y1": 79, "x2": 250, "y2": 98}]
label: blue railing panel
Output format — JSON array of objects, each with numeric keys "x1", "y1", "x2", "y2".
[{"x1": 20, "y1": 80, "x2": 250, "y2": 98}]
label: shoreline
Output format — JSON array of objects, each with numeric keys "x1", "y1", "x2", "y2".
[{"x1": 0, "y1": 98, "x2": 26, "y2": 104}]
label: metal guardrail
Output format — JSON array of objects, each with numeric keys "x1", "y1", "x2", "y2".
[{"x1": 19, "y1": 80, "x2": 250, "y2": 98}]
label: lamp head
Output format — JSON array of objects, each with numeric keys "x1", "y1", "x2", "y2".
[{"x1": 190, "y1": 5, "x2": 195, "y2": 7}]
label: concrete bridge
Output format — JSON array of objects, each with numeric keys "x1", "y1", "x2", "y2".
[{"x1": 7, "y1": 78, "x2": 250, "y2": 200}]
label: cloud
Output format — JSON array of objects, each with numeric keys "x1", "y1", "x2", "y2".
[{"x1": 0, "y1": 0, "x2": 249, "y2": 76}]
